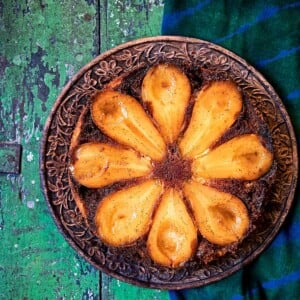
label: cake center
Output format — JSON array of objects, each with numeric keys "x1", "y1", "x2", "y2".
[{"x1": 153, "y1": 145, "x2": 192, "y2": 187}]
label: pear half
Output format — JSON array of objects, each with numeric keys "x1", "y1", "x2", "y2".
[
  {"x1": 69, "y1": 175, "x2": 87, "y2": 218},
  {"x1": 147, "y1": 188, "x2": 197, "y2": 267},
  {"x1": 91, "y1": 90, "x2": 166, "y2": 161},
  {"x1": 180, "y1": 80, "x2": 242, "y2": 158},
  {"x1": 141, "y1": 64, "x2": 191, "y2": 144},
  {"x1": 184, "y1": 181, "x2": 250, "y2": 245},
  {"x1": 192, "y1": 134, "x2": 273, "y2": 180},
  {"x1": 95, "y1": 179, "x2": 163, "y2": 246},
  {"x1": 70, "y1": 142, "x2": 153, "y2": 188}
]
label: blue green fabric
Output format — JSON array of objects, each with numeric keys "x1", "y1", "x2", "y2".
[{"x1": 162, "y1": 1, "x2": 300, "y2": 299}]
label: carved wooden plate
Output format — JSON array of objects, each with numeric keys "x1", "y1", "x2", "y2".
[{"x1": 40, "y1": 36, "x2": 298, "y2": 289}]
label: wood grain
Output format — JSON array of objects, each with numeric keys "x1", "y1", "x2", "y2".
[{"x1": 0, "y1": 0, "x2": 167, "y2": 298}]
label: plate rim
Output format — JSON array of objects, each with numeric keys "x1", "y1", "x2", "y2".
[{"x1": 40, "y1": 35, "x2": 299, "y2": 290}]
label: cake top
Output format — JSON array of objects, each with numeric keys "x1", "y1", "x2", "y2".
[{"x1": 69, "y1": 63, "x2": 274, "y2": 268}]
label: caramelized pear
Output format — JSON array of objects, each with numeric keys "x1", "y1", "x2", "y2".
[
  {"x1": 147, "y1": 188, "x2": 197, "y2": 267},
  {"x1": 95, "y1": 180, "x2": 163, "y2": 246},
  {"x1": 192, "y1": 134, "x2": 273, "y2": 180},
  {"x1": 69, "y1": 107, "x2": 89, "y2": 217},
  {"x1": 70, "y1": 142, "x2": 153, "y2": 188},
  {"x1": 69, "y1": 175, "x2": 87, "y2": 218},
  {"x1": 91, "y1": 90, "x2": 166, "y2": 161},
  {"x1": 184, "y1": 181, "x2": 249, "y2": 245},
  {"x1": 180, "y1": 80, "x2": 242, "y2": 158},
  {"x1": 69, "y1": 105, "x2": 89, "y2": 153},
  {"x1": 141, "y1": 64, "x2": 191, "y2": 144}
]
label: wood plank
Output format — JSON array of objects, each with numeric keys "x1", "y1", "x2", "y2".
[
  {"x1": 99, "y1": 0, "x2": 165, "y2": 52},
  {"x1": 98, "y1": 1, "x2": 169, "y2": 299},
  {"x1": 0, "y1": 0, "x2": 100, "y2": 298},
  {"x1": 102, "y1": 276, "x2": 170, "y2": 300}
]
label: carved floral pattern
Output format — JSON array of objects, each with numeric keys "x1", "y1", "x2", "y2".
[{"x1": 41, "y1": 38, "x2": 297, "y2": 289}]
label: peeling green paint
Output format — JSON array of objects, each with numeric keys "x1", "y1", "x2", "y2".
[
  {"x1": 100, "y1": 0, "x2": 164, "y2": 51},
  {"x1": 0, "y1": 0, "x2": 99, "y2": 299}
]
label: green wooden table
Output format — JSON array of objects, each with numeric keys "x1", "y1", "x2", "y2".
[{"x1": 0, "y1": 1, "x2": 169, "y2": 298}]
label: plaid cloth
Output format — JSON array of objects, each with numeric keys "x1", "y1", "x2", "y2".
[{"x1": 162, "y1": 1, "x2": 300, "y2": 299}]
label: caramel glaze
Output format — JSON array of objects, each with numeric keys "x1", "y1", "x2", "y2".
[
  {"x1": 153, "y1": 144, "x2": 192, "y2": 189},
  {"x1": 69, "y1": 61, "x2": 276, "y2": 266}
]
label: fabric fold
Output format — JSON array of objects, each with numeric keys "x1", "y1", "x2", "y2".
[{"x1": 162, "y1": 0, "x2": 300, "y2": 299}]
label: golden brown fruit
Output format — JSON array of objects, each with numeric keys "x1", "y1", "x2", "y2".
[
  {"x1": 184, "y1": 181, "x2": 250, "y2": 245},
  {"x1": 91, "y1": 90, "x2": 166, "y2": 161},
  {"x1": 141, "y1": 64, "x2": 191, "y2": 144},
  {"x1": 70, "y1": 142, "x2": 153, "y2": 188},
  {"x1": 69, "y1": 175, "x2": 87, "y2": 218},
  {"x1": 192, "y1": 134, "x2": 273, "y2": 180},
  {"x1": 69, "y1": 105, "x2": 89, "y2": 153},
  {"x1": 147, "y1": 188, "x2": 197, "y2": 267},
  {"x1": 180, "y1": 80, "x2": 242, "y2": 158},
  {"x1": 95, "y1": 180, "x2": 163, "y2": 246}
]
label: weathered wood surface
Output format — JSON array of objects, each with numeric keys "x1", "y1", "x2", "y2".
[{"x1": 0, "y1": 0, "x2": 168, "y2": 299}]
